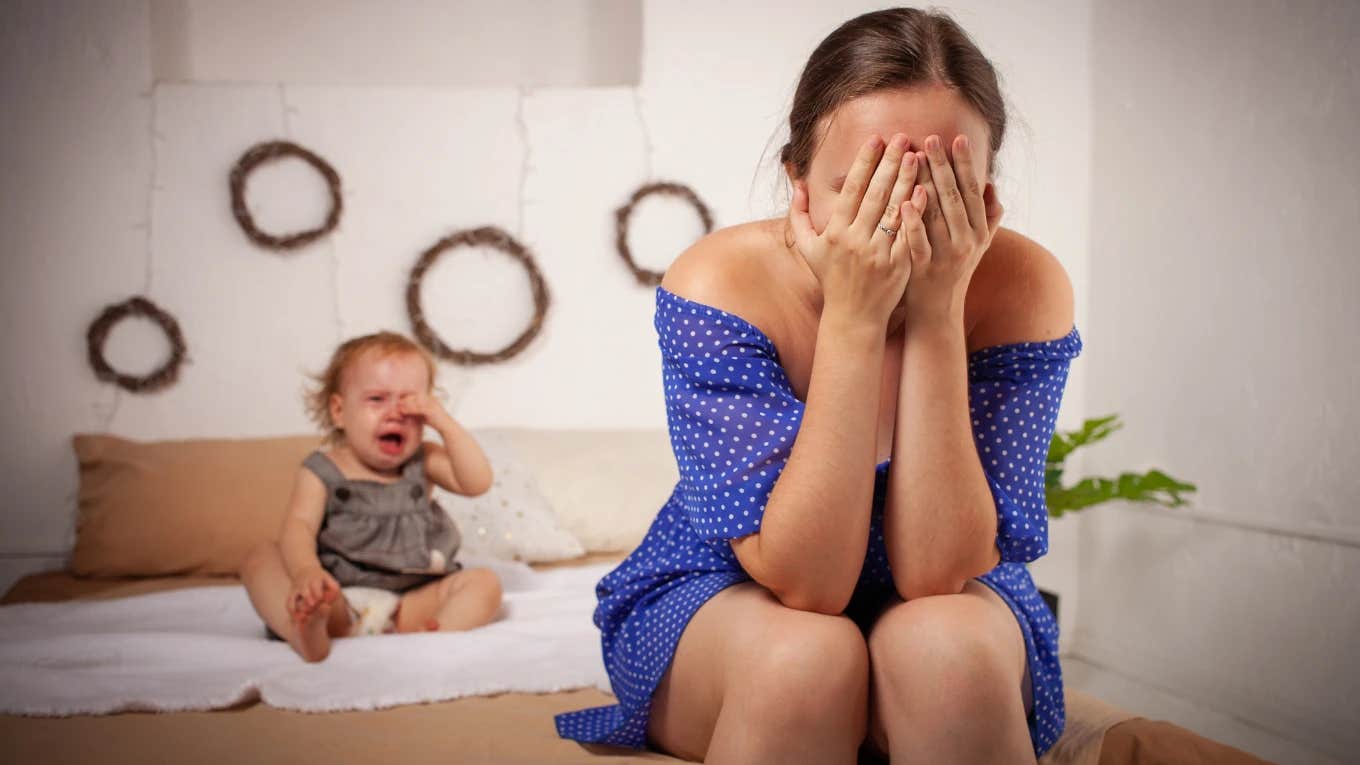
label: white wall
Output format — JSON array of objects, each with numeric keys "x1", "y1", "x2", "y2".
[
  {"x1": 1079, "y1": 0, "x2": 1360, "y2": 759},
  {"x1": 149, "y1": 0, "x2": 642, "y2": 87},
  {"x1": 0, "y1": 0, "x2": 1092, "y2": 642},
  {"x1": 0, "y1": 1, "x2": 155, "y2": 583}
]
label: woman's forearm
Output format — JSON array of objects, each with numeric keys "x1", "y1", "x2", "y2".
[
  {"x1": 884, "y1": 314, "x2": 998, "y2": 600},
  {"x1": 745, "y1": 310, "x2": 883, "y2": 613}
]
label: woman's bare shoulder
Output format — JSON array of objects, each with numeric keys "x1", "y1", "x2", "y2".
[
  {"x1": 660, "y1": 219, "x2": 788, "y2": 337},
  {"x1": 968, "y1": 227, "x2": 1076, "y2": 351}
]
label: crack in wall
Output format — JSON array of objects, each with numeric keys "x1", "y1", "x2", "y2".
[
  {"x1": 435, "y1": 87, "x2": 539, "y2": 412},
  {"x1": 633, "y1": 87, "x2": 654, "y2": 181},
  {"x1": 143, "y1": 86, "x2": 159, "y2": 299},
  {"x1": 93, "y1": 84, "x2": 165, "y2": 437},
  {"x1": 515, "y1": 86, "x2": 531, "y2": 239},
  {"x1": 278, "y1": 82, "x2": 343, "y2": 344}
]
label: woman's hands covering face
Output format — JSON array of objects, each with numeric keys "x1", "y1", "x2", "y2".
[
  {"x1": 788, "y1": 133, "x2": 927, "y2": 330},
  {"x1": 899, "y1": 134, "x2": 1004, "y2": 321},
  {"x1": 788, "y1": 131, "x2": 1004, "y2": 330}
]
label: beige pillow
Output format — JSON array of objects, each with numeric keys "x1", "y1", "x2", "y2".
[
  {"x1": 69, "y1": 431, "x2": 595, "y2": 577},
  {"x1": 72, "y1": 433, "x2": 322, "y2": 577},
  {"x1": 436, "y1": 430, "x2": 584, "y2": 563},
  {"x1": 486, "y1": 428, "x2": 678, "y2": 553}
]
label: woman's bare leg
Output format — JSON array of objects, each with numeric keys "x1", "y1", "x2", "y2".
[
  {"x1": 646, "y1": 582, "x2": 870, "y2": 765},
  {"x1": 239, "y1": 541, "x2": 351, "y2": 662},
  {"x1": 394, "y1": 567, "x2": 503, "y2": 632},
  {"x1": 865, "y1": 579, "x2": 1035, "y2": 764}
]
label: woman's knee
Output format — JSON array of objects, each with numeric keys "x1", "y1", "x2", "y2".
[
  {"x1": 737, "y1": 609, "x2": 870, "y2": 727},
  {"x1": 647, "y1": 585, "x2": 869, "y2": 759},
  {"x1": 867, "y1": 591, "x2": 1021, "y2": 707}
]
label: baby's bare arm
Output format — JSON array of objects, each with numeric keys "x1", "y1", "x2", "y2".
[
  {"x1": 422, "y1": 421, "x2": 493, "y2": 497},
  {"x1": 278, "y1": 467, "x2": 329, "y2": 579},
  {"x1": 396, "y1": 392, "x2": 493, "y2": 496},
  {"x1": 278, "y1": 470, "x2": 339, "y2": 619}
]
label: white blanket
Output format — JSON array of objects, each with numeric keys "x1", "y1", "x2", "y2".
[{"x1": 0, "y1": 558, "x2": 614, "y2": 716}]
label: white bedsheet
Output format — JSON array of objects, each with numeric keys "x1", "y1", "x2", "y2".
[{"x1": 0, "y1": 558, "x2": 614, "y2": 716}]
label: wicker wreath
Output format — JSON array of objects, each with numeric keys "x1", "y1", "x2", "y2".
[
  {"x1": 614, "y1": 181, "x2": 714, "y2": 286},
  {"x1": 406, "y1": 226, "x2": 550, "y2": 365},
  {"x1": 86, "y1": 296, "x2": 187, "y2": 393},
  {"x1": 229, "y1": 140, "x2": 342, "y2": 251}
]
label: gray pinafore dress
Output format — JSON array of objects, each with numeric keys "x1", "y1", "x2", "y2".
[{"x1": 305, "y1": 449, "x2": 463, "y2": 593}]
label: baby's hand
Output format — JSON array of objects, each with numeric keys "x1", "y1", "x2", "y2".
[
  {"x1": 398, "y1": 392, "x2": 453, "y2": 429},
  {"x1": 287, "y1": 567, "x2": 340, "y2": 623}
]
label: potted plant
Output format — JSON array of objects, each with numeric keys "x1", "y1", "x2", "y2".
[{"x1": 1037, "y1": 414, "x2": 1196, "y2": 619}]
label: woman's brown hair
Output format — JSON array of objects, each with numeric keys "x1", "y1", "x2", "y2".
[{"x1": 779, "y1": 7, "x2": 1007, "y2": 180}]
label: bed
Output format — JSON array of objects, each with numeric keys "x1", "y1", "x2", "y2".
[{"x1": 0, "y1": 430, "x2": 1273, "y2": 764}]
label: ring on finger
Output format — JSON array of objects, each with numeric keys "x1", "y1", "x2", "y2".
[{"x1": 878, "y1": 223, "x2": 897, "y2": 237}]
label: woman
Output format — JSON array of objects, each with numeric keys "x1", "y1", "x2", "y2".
[{"x1": 557, "y1": 7, "x2": 1080, "y2": 763}]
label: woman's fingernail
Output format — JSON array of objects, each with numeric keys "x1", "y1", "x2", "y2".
[{"x1": 926, "y1": 135, "x2": 939, "y2": 150}]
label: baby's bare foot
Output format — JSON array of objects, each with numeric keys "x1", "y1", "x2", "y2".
[{"x1": 291, "y1": 600, "x2": 333, "y2": 662}]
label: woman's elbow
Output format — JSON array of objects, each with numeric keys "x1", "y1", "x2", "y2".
[
  {"x1": 893, "y1": 566, "x2": 969, "y2": 601},
  {"x1": 759, "y1": 568, "x2": 851, "y2": 615},
  {"x1": 770, "y1": 584, "x2": 851, "y2": 615},
  {"x1": 897, "y1": 533, "x2": 1006, "y2": 593},
  {"x1": 894, "y1": 541, "x2": 1001, "y2": 600},
  {"x1": 733, "y1": 537, "x2": 853, "y2": 615}
]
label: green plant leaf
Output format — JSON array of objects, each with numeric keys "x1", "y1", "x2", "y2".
[
  {"x1": 1047, "y1": 414, "x2": 1122, "y2": 467},
  {"x1": 1045, "y1": 465, "x2": 1064, "y2": 492},
  {"x1": 1025, "y1": 412, "x2": 1198, "y2": 518},
  {"x1": 1047, "y1": 469, "x2": 1197, "y2": 515}
]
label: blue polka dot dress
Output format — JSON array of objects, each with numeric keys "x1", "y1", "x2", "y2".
[{"x1": 555, "y1": 286, "x2": 1083, "y2": 758}]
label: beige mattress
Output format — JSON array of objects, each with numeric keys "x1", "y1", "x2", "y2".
[{"x1": 0, "y1": 554, "x2": 1272, "y2": 765}]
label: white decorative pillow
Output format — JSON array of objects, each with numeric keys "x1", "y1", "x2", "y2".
[
  {"x1": 482, "y1": 428, "x2": 677, "y2": 553},
  {"x1": 435, "y1": 430, "x2": 585, "y2": 563}
]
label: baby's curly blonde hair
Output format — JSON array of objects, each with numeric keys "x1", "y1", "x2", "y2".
[{"x1": 305, "y1": 331, "x2": 437, "y2": 442}]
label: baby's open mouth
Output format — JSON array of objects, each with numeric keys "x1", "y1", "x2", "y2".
[{"x1": 377, "y1": 433, "x2": 405, "y2": 455}]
